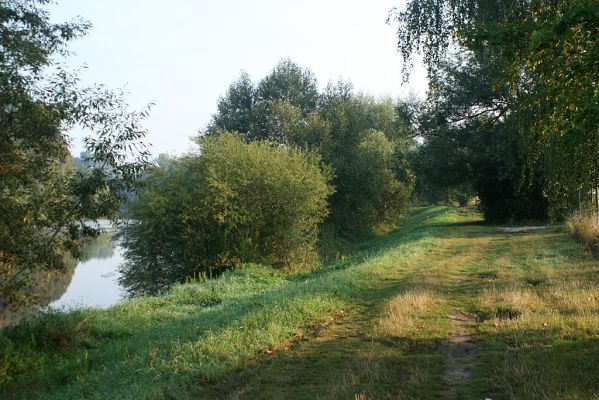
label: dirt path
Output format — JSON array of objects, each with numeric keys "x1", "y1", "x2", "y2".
[
  {"x1": 498, "y1": 225, "x2": 549, "y2": 233},
  {"x1": 209, "y1": 222, "x2": 497, "y2": 399},
  {"x1": 440, "y1": 314, "x2": 478, "y2": 397}
]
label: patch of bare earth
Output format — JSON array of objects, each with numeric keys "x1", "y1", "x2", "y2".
[
  {"x1": 498, "y1": 226, "x2": 548, "y2": 233},
  {"x1": 439, "y1": 314, "x2": 478, "y2": 397}
]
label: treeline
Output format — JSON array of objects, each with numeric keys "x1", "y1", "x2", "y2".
[
  {"x1": 119, "y1": 60, "x2": 416, "y2": 295},
  {"x1": 393, "y1": 0, "x2": 598, "y2": 223},
  {"x1": 5, "y1": 0, "x2": 596, "y2": 307}
]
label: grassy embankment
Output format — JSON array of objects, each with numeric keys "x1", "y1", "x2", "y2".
[{"x1": 1, "y1": 207, "x2": 598, "y2": 399}]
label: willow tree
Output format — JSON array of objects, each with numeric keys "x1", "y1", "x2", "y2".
[
  {"x1": 0, "y1": 0, "x2": 151, "y2": 310},
  {"x1": 391, "y1": 0, "x2": 599, "y2": 217}
]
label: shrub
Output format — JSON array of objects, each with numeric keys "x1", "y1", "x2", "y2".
[
  {"x1": 327, "y1": 129, "x2": 413, "y2": 232},
  {"x1": 120, "y1": 133, "x2": 334, "y2": 295},
  {"x1": 567, "y1": 215, "x2": 599, "y2": 257}
]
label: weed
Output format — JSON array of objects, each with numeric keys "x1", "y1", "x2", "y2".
[{"x1": 567, "y1": 214, "x2": 599, "y2": 256}]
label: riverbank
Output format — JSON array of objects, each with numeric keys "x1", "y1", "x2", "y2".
[{"x1": 1, "y1": 207, "x2": 598, "y2": 399}]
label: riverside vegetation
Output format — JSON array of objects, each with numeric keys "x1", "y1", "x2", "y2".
[
  {"x1": 2, "y1": 1, "x2": 598, "y2": 399},
  {"x1": 1, "y1": 207, "x2": 598, "y2": 399}
]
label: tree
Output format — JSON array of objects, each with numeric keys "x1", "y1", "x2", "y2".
[
  {"x1": 0, "y1": 0, "x2": 150, "y2": 311},
  {"x1": 317, "y1": 86, "x2": 415, "y2": 231},
  {"x1": 120, "y1": 133, "x2": 334, "y2": 295},
  {"x1": 409, "y1": 50, "x2": 549, "y2": 221},
  {"x1": 206, "y1": 59, "x2": 320, "y2": 142},
  {"x1": 256, "y1": 58, "x2": 319, "y2": 114},
  {"x1": 206, "y1": 64, "x2": 416, "y2": 233},
  {"x1": 391, "y1": 0, "x2": 599, "y2": 218},
  {"x1": 206, "y1": 72, "x2": 256, "y2": 139}
]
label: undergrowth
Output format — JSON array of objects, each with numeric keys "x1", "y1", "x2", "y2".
[{"x1": 567, "y1": 214, "x2": 599, "y2": 256}]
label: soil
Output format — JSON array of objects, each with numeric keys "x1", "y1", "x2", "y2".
[{"x1": 439, "y1": 314, "x2": 479, "y2": 398}]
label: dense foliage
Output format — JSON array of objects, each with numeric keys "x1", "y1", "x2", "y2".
[
  {"x1": 0, "y1": 0, "x2": 150, "y2": 311},
  {"x1": 392, "y1": 0, "x2": 598, "y2": 221},
  {"x1": 411, "y1": 53, "x2": 549, "y2": 221},
  {"x1": 207, "y1": 61, "x2": 415, "y2": 233},
  {"x1": 120, "y1": 133, "x2": 334, "y2": 295},
  {"x1": 119, "y1": 61, "x2": 416, "y2": 293}
]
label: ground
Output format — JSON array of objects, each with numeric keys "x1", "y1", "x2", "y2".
[
  {"x1": 1, "y1": 207, "x2": 598, "y2": 399},
  {"x1": 201, "y1": 208, "x2": 599, "y2": 399}
]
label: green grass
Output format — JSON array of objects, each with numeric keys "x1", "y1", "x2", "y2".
[{"x1": 1, "y1": 206, "x2": 598, "y2": 399}]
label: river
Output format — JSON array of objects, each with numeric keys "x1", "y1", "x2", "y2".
[
  {"x1": 49, "y1": 230, "x2": 126, "y2": 309},
  {"x1": 1, "y1": 222, "x2": 127, "y2": 328}
]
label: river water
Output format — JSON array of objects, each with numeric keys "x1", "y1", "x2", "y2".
[
  {"x1": 50, "y1": 231, "x2": 126, "y2": 309},
  {"x1": 0, "y1": 223, "x2": 126, "y2": 329}
]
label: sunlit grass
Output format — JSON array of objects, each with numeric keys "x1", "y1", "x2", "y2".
[
  {"x1": 377, "y1": 290, "x2": 438, "y2": 338},
  {"x1": 2, "y1": 206, "x2": 598, "y2": 399}
]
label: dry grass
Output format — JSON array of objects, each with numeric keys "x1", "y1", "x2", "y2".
[
  {"x1": 377, "y1": 290, "x2": 436, "y2": 338},
  {"x1": 567, "y1": 214, "x2": 599, "y2": 256},
  {"x1": 545, "y1": 279, "x2": 599, "y2": 317},
  {"x1": 479, "y1": 286, "x2": 541, "y2": 315},
  {"x1": 325, "y1": 345, "x2": 420, "y2": 400},
  {"x1": 333, "y1": 352, "x2": 390, "y2": 397}
]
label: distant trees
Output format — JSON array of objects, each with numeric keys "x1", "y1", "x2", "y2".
[
  {"x1": 120, "y1": 133, "x2": 333, "y2": 295},
  {"x1": 0, "y1": 0, "x2": 150, "y2": 310}
]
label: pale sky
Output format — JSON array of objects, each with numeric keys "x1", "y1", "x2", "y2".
[{"x1": 49, "y1": 0, "x2": 427, "y2": 156}]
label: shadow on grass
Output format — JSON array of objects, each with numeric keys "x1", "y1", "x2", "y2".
[
  {"x1": 195, "y1": 326, "x2": 599, "y2": 400},
  {"x1": 3, "y1": 206, "x2": 594, "y2": 400}
]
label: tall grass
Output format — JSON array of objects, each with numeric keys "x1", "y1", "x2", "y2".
[{"x1": 566, "y1": 214, "x2": 599, "y2": 256}]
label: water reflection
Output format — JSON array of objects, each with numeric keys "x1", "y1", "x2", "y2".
[
  {"x1": 79, "y1": 233, "x2": 116, "y2": 261},
  {"x1": 0, "y1": 254, "x2": 78, "y2": 329},
  {"x1": 0, "y1": 227, "x2": 125, "y2": 328},
  {"x1": 50, "y1": 232, "x2": 125, "y2": 309}
]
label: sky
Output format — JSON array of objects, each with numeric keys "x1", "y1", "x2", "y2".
[{"x1": 49, "y1": 0, "x2": 427, "y2": 157}]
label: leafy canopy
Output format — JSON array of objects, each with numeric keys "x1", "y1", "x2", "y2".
[
  {"x1": 0, "y1": 0, "x2": 151, "y2": 311},
  {"x1": 391, "y1": 0, "x2": 598, "y2": 217}
]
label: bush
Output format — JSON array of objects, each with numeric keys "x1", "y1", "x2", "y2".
[
  {"x1": 120, "y1": 133, "x2": 334, "y2": 295},
  {"x1": 206, "y1": 66, "x2": 416, "y2": 234},
  {"x1": 567, "y1": 215, "x2": 599, "y2": 257},
  {"x1": 327, "y1": 129, "x2": 413, "y2": 232}
]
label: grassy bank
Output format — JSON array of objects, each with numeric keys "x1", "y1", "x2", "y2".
[{"x1": 1, "y1": 207, "x2": 598, "y2": 399}]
